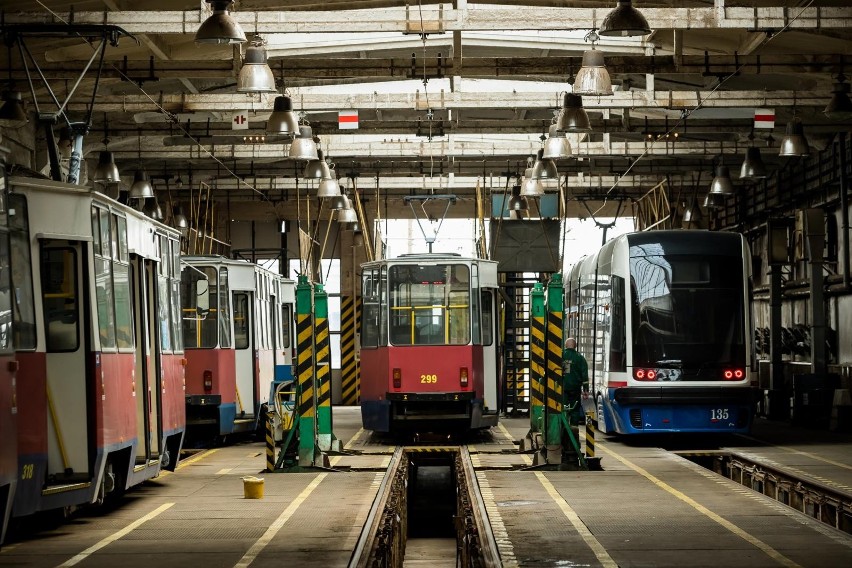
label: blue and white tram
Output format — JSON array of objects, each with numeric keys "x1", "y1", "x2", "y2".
[{"x1": 565, "y1": 230, "x2": 757, "y2": 434}]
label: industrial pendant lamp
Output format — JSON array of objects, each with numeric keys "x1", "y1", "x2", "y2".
[
  {"x1": 542, "y1": 124, "x2": 572, "y2": 159},
  {"x1": 739, "y1": 146, "x2": 767, "y2": 180},
  {"x1": 317, "y1": 169, "x2": 342, "y2": 198},
  {"x1": 521, "y1": 167, "x2": 544, "y2": 197},
  {"x1": 556, "y1": 93, "x2": 592, "y2": 133},
  {"x1": 337, "y1": 195, "x2": 358, "y2": 223},
  {"x1": 93, "y1": 147, "x2": 121, "y2": 185},
  {"x1": 530, "y1": 148, "x2": 559, "y2": 188},
  {"x1": 0, "y1": 90, "x2": 28, "y2": 128},
  {"x1": 195, "y1": 1, "x2": 246, "y2": 44},
  {"x1": 703, "y1": 192, "x2": 726, "y2": 210},
  {"x1": 682, "y1": 199, "x2": 703, "y2": 227},
  {"x1": 709, "y1": 163, "x2": 735, "y2": 196},
  {"x1": 304, "y1": 149, "x2": 331, "y2": 179},
  {"x1": 237, "y1": 38, "x2": 276, "y2": 93},
  {"x1": 144, "y1": 198, "x2": 165, "y2": 221},
  {"x1": 598, "y1": 0, "x2": 652, "y2": 37},
  {"x1": 330, "y1": 193, "x2": 352, "y2": 211},
  {"x1": 172, "y1": 205, "x2": 190, "y2": 235},
  {"x1": 288, "y1": 125, "x2": 319, "y2": 161},
  {"x1": 574, "y1": 32, "x2": 613, "y2": 97},
  {"x1": 129, "y1": 170, "x2": 155, "y2": 200},
  {"x1": 824, "y1": 76, "x2": 852, "y2": 121},
  {"x1": 508, "y1": 185, "x2": 528, "y2": 212},
  {"x1": 778, "y1": 118, "x2": 810, "y2": 157},
  {"x1": 267, "y1": 95, "x2": 300, "y2": 136}
]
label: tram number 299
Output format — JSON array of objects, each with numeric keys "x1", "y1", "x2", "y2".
[
  {"x1": 420, "y1": 374, "x2": 438, "y2": 384},
  {"x1": 710, "y1": 408, "x2": 729, "y2": 421}
]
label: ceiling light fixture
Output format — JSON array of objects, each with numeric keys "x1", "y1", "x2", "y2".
[
  {"x1": 778, "y1": 118, "x2": 810, "y2": 157},
  {"x1": 556, "y1": 93, "x2": 592, "y2": 133},
  {"x1": 289, "y1": 125, "x2": 319, "y2": 161},
  {"x1": 542, "y1": 124, "x2": 572, "y2": 159},
  {"x1": 508, "y1": 184, "x2": 529, "y2": 212},
  {"x1": 317, "y1": 169, "x2": 342, "y2": 198},
  {"x1": 598, "y1": 0, "x2": 652, "y2": 37},
  {"x1": 172, "y1": 205, "x2": 190, "y2": 236},
  {"x1": 703, "y1": 193, "x2": 726, "y2": 210},
  {"x1": 237, "y1": 37, "x2": 276, "y2": 93},
  {"x1": 530, "y1": 148, "x2": 560, "y2": 187},
  {"x1": 739, "y1": 146, "x2": 768, "y2": 180},
  {"x1": 304, "y1": 149, "x2": 331, "y2": 179},
  {"x1": 0, "y1": 90, "x2": 28, "y2": 128},
  {"x1": 520, "y1": 167, "x2": 544, "y2": 197},
  {"x1": 195, "y1": 1, "x2": 246, "y2": 45},
  {"x1": 129, "y1": 170, "x2": 155, "y2": 200},
  {"x1": 708, "y1": 162, "x2": 735, "y2": 196},
  {"x1": 93, "y1": 140, "x2": 121, "y2": 185},
  {"x1": 574, "y1": 31, "x2": 613, "y2": 96},
  {"x1": 824, "y1": 75, "x2": 852, "y2": 121},
  {"x1": 267, "y1": 95, "x2": 300, "y2": 137}
]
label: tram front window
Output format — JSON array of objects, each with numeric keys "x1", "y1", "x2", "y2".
[
  {"x1": 630, "y1": 254, "x2": 745, "y2": 373},
  {"x1": 388, "y1": 263, "x2": 470, "y2": 346}
]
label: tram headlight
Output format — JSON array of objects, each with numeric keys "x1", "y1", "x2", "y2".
[
  {"x1": 203, "y1": 370, "x2": 213, "y2": 392},
  {"x1": 392, "y1": 368, "x2": 402, "y2": 389},
  {"x1": 460, "y1": 367, "x2": 469, "y2": 388}
]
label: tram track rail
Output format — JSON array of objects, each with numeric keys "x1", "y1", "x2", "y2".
[{"x1": 348, "y1": 445, "x2": 500, "y2": 568}]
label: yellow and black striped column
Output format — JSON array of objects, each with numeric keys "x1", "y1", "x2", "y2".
[
  {"x1": 545, "y1": 274, "x2": 564, "y2": 452},
  {"x1": 340, "y1": 295, "x2": 361, "y2": 405},
  {"x1": 265, "y1": 412, "x2": 275, "y2": 472},
  {"x1": 585, "y1": 416, "x2": 596, "y2": 459},
  {"x1": 529, "y1": 283, "x2": 546, "y2": 434},
  {"x1": 296, "y1": 275, "x2": 316, "y2": 465}
]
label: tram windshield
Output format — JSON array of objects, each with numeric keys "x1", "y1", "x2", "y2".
[
  {"x1": 387, "y1": 263, "x2": 471, "y2": 346},
  {"x1": 629, "y1": 254, "x2": 745, "y2": 373}
]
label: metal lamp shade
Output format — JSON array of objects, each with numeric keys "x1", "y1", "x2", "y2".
[
  {"x1": 682, "y1": 200, "x2": 703, "y2": 226},
  {"x1": 598, "y1": 0, "x2": 652, "y2": 37},
  {"x1": 542, "y1": 125, "x2": 572, "y2": 159},
  {"x1": 739, "y1": 147, "x2": 767, "y2": 180},
  {"x1": 129, "y1": 170, "x2": 155, "y2": 199},
  {"x1": 508, "y1": 186, "x2": 528, "y2": 211},
  {"x1": 337, "y1": 206, "x2": 358, "y2": 223},
  {"x1": 304, "y1": 149, "x2": 330, "y2": 179},
  {"x1": 93, "y1": 151, "x2": 121, "y2": 184},
  {"x1": 824, "y1": 82, "x2": 852, "y2": 121},
  {"x1": 195, "y1": 1, "x2": 246, "y2": 44},
  {"x1": 267, "y1": 95, "x2": 300, "y2": 136},
  {"x1": 556, "y1": 93, "x2": 591, "y2": 133},
  {"x1": 573, "y1": 49, "x2": 613, "y2": 96},
  {"x1": 330, "y1": 194, "x2": 351, "y2": 211},
  {"x1": 531, "y1": 149, "x2": 559, "y2": 181},
  {"x1": 317, "y1": 171, "x2": 342, "y2": 198},
  {"x1": 521, "y1": 176, "x2": 544, "y2": 197},
  {"x1": 709, "y1": 165, "x2": 735, "y2": 196},
  {"x1": 237, "y1": 46, "x2": 276, "y2": 93},
  {"x1": 0, "y1": 91, "x2": 28, "y2": 128},
  {"x1": 703, "y1": 193, "x2": 726, "y2": 210},
  {"x1": 288, "y1": 126, "x2": 319, "y2": 161},
  {"x1": 144, "y1": 199, "x2": 164, "y2": 221},
  {"x1": 172, "y1": 205, "x2": 190, "y2": 235},
  {"x1": 779, "y1": 119, "x2": 810, "y2": 157}
]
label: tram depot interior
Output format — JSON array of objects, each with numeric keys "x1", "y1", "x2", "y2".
[{"x1": 2, "y1": 1, "x2": 852, "y2": 567}]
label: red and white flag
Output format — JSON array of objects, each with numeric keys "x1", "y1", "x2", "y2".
[
  {"x1": 754, "y1": 108, "x2": 775, "y2": 129},
  {"x1": 232, "y1": 111, "x2": 249, "y2": 130},
  {"x1": 338, "y1": 110, "x2": 359, "y2": 130}
]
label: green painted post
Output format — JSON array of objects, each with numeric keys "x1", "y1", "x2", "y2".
[
  {"x1": 544, "y1": 273, "x2": 564, "y2": 464},
  {"x1": 296, "y1": 275, "x2": 317, "y2": 466},
  {"x1": 529, "y1": 283, "x2": 546, "y2": 434},
  {"x1": 314, "y1": 283, "x2": 340, "y2": 452}
]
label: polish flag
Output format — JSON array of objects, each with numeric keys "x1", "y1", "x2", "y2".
[
  {"x1": 754, "y1": 108, "x2": 775, "y2": 129},
  {"x1": 339, "y1": 110, "x2": 359, "y2": 130}
]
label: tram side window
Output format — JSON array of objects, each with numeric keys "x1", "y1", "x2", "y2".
[
  {"x1": 281, "y1": 304, "x2": 292, "y2": 348},
  {"x1": 0, "y1": 235, "x2": 13, "y2": 353},
  {"x1": 9, "y1": 194, "x2": 36, "y2": 350},
  {"x1": 233, "y1": 292, "x2": 250, "y2": 349},
  {"x1": 181, "y1": 266, "x2": 219, "y2": 349},
  {"x1": 219, "y1": 268, "x2": 232, "y2": 348},
  {"x1": 361, "y1": 268, "x2": 380, "y2": 348},
  {"x1": 113, "y1": 215, "x2": 133, "y2": 349},
  {"x1": 94, "y1": 208, "x2": 116, "y2": 350},
  {"x1": 158, "y1": 236, "x2": 172, "y2": 352},
  {"x1": 41, "y1": 247, "x2": 79, "y2": 352},
  {"x1": 481, "y1": 290, "x2": 493, "y2": 346},
  {"x1": 609, "y1": 276, "x2": 626, "y2": 372}
]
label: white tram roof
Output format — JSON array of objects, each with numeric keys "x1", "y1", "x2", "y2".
[
  {"x1": 8, "y1": 176, "x2": 180, "y2": 260},
  {"x1": 362, "y1": 253, "x2": 498, "y2": 288},
  {"x1": 181, "y1": 255, "x2": 295, "y2": 298}
]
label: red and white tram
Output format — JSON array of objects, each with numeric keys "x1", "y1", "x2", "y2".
[
  {"x1": 360, "y1": 253, "x2": 500, "y2": 434},
  {"x1": 180, "y1": 256, "x2": 295, "y2": 441},
  {"x1": 0, "y1": 174, "x2": 17, "y2": 545},
  {"x1": 7, "y1": 176, "x2": 185, "y2": 518}
]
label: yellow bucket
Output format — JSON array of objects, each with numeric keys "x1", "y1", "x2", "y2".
[{"x1": 242, "y1": 476, "x2": 265, "y2": 499}]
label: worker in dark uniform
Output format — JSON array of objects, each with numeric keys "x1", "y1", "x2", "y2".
[{"x1": 562, "y1": 337, "x2": 589, "y2": 425}]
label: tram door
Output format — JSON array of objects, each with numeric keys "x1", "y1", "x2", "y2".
[
  {"x1": 233, "y1": 291, "x2": 255, "y2": 422},
  {"x1": 39, "y1": 240, "x2": 91, "y2": 479},
  {"x1": 481, "y1": 289, "x2": 499, "y2": 413},
  {"x1": 131, "y1": 257, "x2": 160, "y2": 465}
]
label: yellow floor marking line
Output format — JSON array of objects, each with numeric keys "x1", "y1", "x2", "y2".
[
  {"x1": 329, "y1": 455, "x2": 343, "y2": 467},
  {"x1": 159, "y1": 448, "x2": 220, "y2": 477},
  {"x1": 216, "y1": 468, "x2": 233, "y2": 475},
  {"x1": 233, "y1": 473, "x2": 327, "y2": 568},
  {"x1": 535, "y1": 472, "x2": 618, "y2": 568},
  {"x1": 597, "y1": 444, "x2": 802, "y2": 568},
  {"x1": 57, "y1": 502, "x2": 174, "y2": 567},
  {"x1": 344, "y1": 428, "x2": 365, "y2": 450},
  {"x1": 496, "y1": 423, "x2": 515, "y2": 443},
  {"x1": 520, "y1": 453, "x2": 533, "y2": 466}
]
